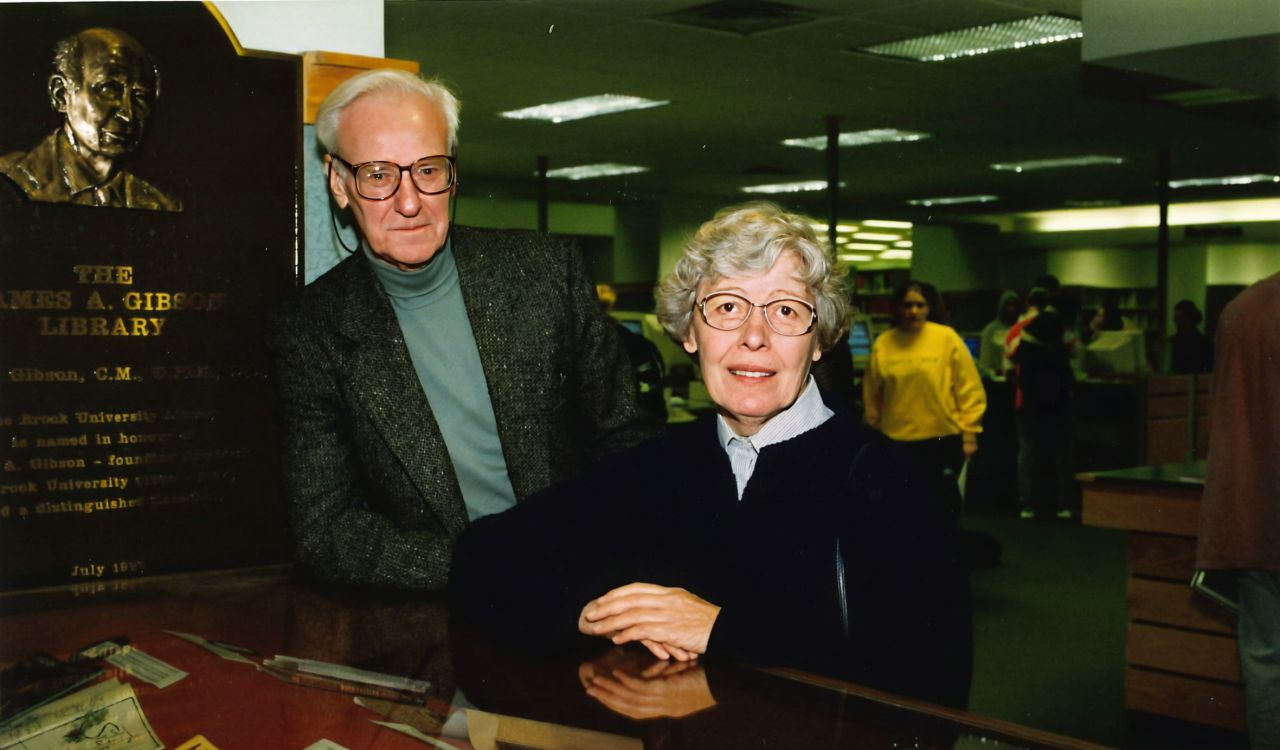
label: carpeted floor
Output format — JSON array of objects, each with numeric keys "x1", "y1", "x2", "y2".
[
  {"x1": 962, "y1": 511, "x2": 1130, "y2": 747},
  {"x1": 961, "y1": 512, "x2": 1252, "y2": 749}
]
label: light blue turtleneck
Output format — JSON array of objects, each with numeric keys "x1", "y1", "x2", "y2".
[{"x1": 364, "y1": 240, "x2": 517, "y2": 521}]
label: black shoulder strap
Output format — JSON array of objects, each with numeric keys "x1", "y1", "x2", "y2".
[{"x1": 836, "y1": 439, "x2": 877, "y2": 638}]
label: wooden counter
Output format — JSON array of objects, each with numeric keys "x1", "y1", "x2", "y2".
[
  {"x1": 1, "y1": 569, "x2": 1111, "y2": 750},
  {"x1": 1080, "y1": 461, "x2": 1244, "y2": 731}
]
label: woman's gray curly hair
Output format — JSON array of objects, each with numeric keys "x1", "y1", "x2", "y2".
[{"x1": 655, "y1": 201, "x2": 850, "y2": 351}]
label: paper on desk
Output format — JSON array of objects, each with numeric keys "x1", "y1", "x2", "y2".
[
  {"x1": 106, "y1": 644, "x2": 188, "y2": 688},
  {"x1": 370, "y1": 721, "x2": 459, "y2": 750},
  {"x1": 164, "y1": 631, "x2": 256, "y2": 664},
  {"x1": 302, "y1": 741, "x2": 350, "y2": 750},
  {"x1": 0, "y1": 678, "x2": 162, "y2": 750},
  {"x1": 174, "y1": 735, "x2": 222, "y2": 750},
  {"x1": 354, "y1": 696, "x2": 444, "y2": 736}
]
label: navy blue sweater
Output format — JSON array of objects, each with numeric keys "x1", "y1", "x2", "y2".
[{"x1": 450, "y1": 413, "x2": 973, "y2": 709}]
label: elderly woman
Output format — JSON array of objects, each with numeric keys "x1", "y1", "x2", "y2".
[{"x1": 450, "y1": 202, "x2": 972, "y2": 709}]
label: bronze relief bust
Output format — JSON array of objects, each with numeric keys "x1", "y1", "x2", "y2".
[{"x1": 0, "y1": 27, "x2": 182, "y2": 212}]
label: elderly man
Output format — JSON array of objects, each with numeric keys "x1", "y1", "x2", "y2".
[
  {"x1": 266, "y1": 69, "x2": 659, "y2": 590},
  {"x1": 0, "y1": 27, "x2": 181, "y2": 211}
]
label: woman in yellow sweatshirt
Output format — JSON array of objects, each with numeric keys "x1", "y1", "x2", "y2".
[{"x1": 863, "y1": 281, "x2": 986, "y2": 520}]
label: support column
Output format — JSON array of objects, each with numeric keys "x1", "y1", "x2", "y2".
[
  {"x1": 825, "y1": 115, "x2": 840, "y2": 256},
  {"x1": 537, "y1": 155, "x2": 549, "y2": 234},
  {"x1": 1157, "y1": 148, "x2": 1170, "y2": 351}
]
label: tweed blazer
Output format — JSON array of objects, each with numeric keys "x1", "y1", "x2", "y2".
[{"x1": 266, "y1": 226, "x2": 660, "y2": 590}]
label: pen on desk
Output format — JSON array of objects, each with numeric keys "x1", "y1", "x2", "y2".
[{"x1": 208, "y1": 639, "x2": 259, "y2": 656}]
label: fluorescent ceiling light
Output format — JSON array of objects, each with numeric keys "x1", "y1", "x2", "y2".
[
  {"x1": 837, "y1": 254, "x2": 873, "y2": 262},
  {"x1": 845, "y1": 242, "x2": 889, "y2": 251},
  {"x1": 992, "y1": 155, "x2": 1124, "y2": 172},
  {"x1": 863, "y1": 219, "x2": 913, "y2": 229},
  {"x1": 907, "y1": 194, "x2": 999, "y2": 207},
  {"x1": 1010, "y1": 197, "x2": 1280, "y2": 232},
  {"x1": 835, "y1": 224, "x2": 859, "y2": 233},
  {"x1": 741, "y1": 180, "x2": 832, "y2": 194},
  {"x1": 857, "y1": 14, "x2": 1082, "y2": 62},
  {"x1": 783, "y1": 129, "x2": 930, "y2": 149},
  {"x1": 1169, "y1": 174, "x2": 1280, "y2": 189},
  {"x1": 835, "y1": 236, "x2": 850, "y2": 244},
  {"x1": 893, "y1": 240, "x2": 913, "y2": 248},
  {"x1": 880, "y1": 249, "x2": 914, "y2": 260},
  {"x1": 852, "y1": 232, "x2": 901, "y2": 241},
  {"x1": 1158, "y1": 88, "x2": 1263, "y2": 107},
  {"x1": 544, "y1": 163, "x2": 649, "y2": 180},
  {"x1": 500, "y1": 95, "x2": 668, "y2": 123},
  {"x1": 1064, "y1": 199, "x2": 1122, "y2": 208}
]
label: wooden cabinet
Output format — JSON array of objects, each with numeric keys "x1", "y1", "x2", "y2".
[
  {"x1": 1080, "y1": 465, "x2": 1244, "y2": 731},
  {"x1": 1143, "y1": 375, "x2": 1211, "y2": 465}
]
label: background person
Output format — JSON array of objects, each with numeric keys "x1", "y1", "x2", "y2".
[
  {"x1": 862, "y1": 280, "x2": 987, "y2": 522},
  {"x1": 1196, "y1": 272, "x2": 1280, "y2": 750},
  {"x1": 979, "y1": 290, "x2": 1020, "y2": 378},
  {"x1": 451, "y1": 202, "x2": 972, "y2": 709},
  {"x1": 596, "y1": 283, "x2": 667, "y2": 422},
  {"x1": 1166, "y1": 299, "x2": 1213, "y2": 374},
  {"x1": 266, "y1": 69, "x2": 657, "y2": 590},
  {"x1": 1005, "y1": 287, "x2": 1075, "y2": 520}
]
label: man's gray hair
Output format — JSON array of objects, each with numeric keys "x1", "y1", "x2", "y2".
[
  {"x1": 655, "y1": 201, "x2": 851, "y2": 351},
  {"x1": 315, "y1": 69, "x2": 460, "y2": 155}
]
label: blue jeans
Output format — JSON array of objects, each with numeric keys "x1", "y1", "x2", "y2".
[{"x1": 1239, "y1": 570, "x2": 1280, "y2": 750}]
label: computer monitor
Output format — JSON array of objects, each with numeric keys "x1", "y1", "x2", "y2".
[
  {"x1": 617, "y1": 318, "x2": 643, "y2": 336},
  {"x1": 847, "y1": 318, "x2": 872, "y2": 369},
  {"x1": 962, "y1": 334, "x2": 981, "y2": 361},
  {"x1": 1085, "y1": 330, "x2": 1148, "y2": 375}
]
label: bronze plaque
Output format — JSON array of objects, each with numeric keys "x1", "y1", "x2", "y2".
[{"x1": 0, "y1": 3, "x2": 300, "y2": 590}]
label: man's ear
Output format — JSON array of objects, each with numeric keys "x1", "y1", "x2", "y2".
[
  {"x1": 326, "y1": 156, "x2": 350, "y2": 209},
  {"x1": 48, "y1": 75, "x2": 69, "y2": 113}
]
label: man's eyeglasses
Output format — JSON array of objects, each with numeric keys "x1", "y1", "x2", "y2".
[
  {"x1": 331, "y1": 154, "x2": 456, "y2": 200},
  {"x1": 695, "y1": 292, "x2": 817, "y2": 337}
]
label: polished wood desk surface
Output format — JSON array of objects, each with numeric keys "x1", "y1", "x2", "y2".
[
  {"x1": 1, "y1": 568, "x2": 1109, "y2": 750},
  {"x1": 1077, "y1": 460, "x2": 1206, "y2": 487}
]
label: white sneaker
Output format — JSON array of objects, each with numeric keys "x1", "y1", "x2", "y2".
[
  {"x1": 1056, "y1": 509, "x2": 1074, "y2": 520},
  {"x1": 1019, "y1": 509, "x2": 1035, "y2": 520}
]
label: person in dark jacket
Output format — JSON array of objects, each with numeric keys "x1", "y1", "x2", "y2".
[
  {"x1": 1007, "y1": 288, "x2": 1075, "y2": 520},
  {"x1": 451, "y1": 202, "x2": 972, "y2": 709},
  {"x1": 266, "y1": 69, "x2": 658, "y2": 590},
  {"x1": 1167, "y1": 299, "x2": 1213, "y2": 373}
]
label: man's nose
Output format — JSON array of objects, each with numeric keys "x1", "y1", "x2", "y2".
[
  {"x1": 116, "y1": 94, "x2": 135, "y2": 122},
  {"x1": 392, "y1": 170, "x2": 422, "y2": 215}
]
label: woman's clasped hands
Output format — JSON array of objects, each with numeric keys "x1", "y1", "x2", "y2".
[{"x1": 578, "y1": 582, "x2": 721, "y2": 662}]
